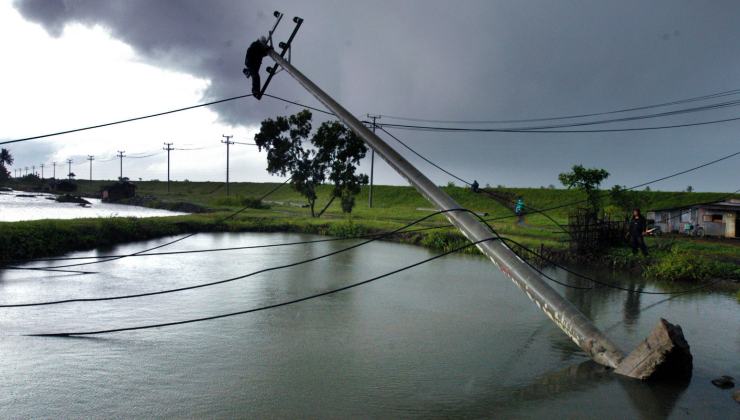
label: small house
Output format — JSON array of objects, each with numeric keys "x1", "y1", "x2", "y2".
[{"x1": 647, "y1": 199, "x2": 739, "y2": 238}]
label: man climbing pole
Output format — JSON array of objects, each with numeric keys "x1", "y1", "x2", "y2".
[
  {"x1": 243, "y1": 37, "x2": 270, "y2": 99},
  {"x1": 628, "y1": 208, "x2": 649, "y2": 256}
]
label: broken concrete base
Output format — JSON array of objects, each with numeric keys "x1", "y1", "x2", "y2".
[{"x1": 615, "y1": 318, "x2": 693, "y2": 380}]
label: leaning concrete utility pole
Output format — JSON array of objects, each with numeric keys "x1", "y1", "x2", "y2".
[
  {"x1": 52, "y1": 161, "x2": 56, "y2": 179},
  {"x1": 66, "y1": 159, "x2": 73, "y2": 180},
  {"x1": 221, "y1": 135, "x2": 234, "y2": 196},
  {"x1": 367, "y1": 114, "x2": 380, "y2": 208},
  {"x1": 266, "y1": 49, "x2": 625, "y2": 369},
  {"x1": 40, "y1": 163, "x2": 44, "y2": 179},
  {"x1": 258, "y1": 15, "x2": 690, "y2": 379}
]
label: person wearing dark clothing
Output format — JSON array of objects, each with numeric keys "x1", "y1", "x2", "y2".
[
  {"x1": 471, "y1": 180, "x2": 479, "y2": 193},
  {"x1": 628, "y1": 208, "x2": 649, "y2": 256},
  {"x1": 243, "y1": 37, "x2": 270, "y2": 99}
]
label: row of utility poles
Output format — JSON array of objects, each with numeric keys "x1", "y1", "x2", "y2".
[
  {"x1": 13, "y1": 161, "x2": 60, "y2": 179},
  {"x1": 14, "y1": 154, "x2": 114, "y2": 183},
  {"x1": 11, "y1": 133, "x2": 381, "y2": 202},
  {"x1": 12, "y1": 138, "x2": 244, "y2": 196}
]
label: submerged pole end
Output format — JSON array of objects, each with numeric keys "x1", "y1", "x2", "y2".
[{"x1": 614, "y1": 318, "x2": 693, "y2": 380}]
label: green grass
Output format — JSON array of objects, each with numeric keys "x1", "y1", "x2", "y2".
[{"x1": 2, "y1": 179, "x2": 739, "y2": 284}]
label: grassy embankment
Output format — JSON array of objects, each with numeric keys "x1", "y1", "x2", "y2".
[{"x1": 1, "y1": 179, "x2": 739, "y2": 283}]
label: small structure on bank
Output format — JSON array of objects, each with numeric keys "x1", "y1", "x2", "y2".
[
  {"x1": 647, "y1": 199, "x2": 739, "y2": 238},
  {"x1": 101, "y1": 181, "x2": 136, "y2": 202},
  {"x1": 568, "y1": 208, "x2": 627, "y2": 254}
]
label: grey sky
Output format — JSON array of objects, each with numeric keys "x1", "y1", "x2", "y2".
[{"x1": 9, "y1": 0, "x2": 740, "y2": 191}]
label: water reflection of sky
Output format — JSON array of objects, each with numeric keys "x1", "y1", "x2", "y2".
[
  {"x1": 1, "y1": 233, "x2": 737, "y2": 417},
  {"x1": 0, "y1": 191, "x2": 185, "y2": 221}
]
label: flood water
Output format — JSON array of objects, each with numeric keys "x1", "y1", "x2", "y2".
[
  {"x1": 0, "y1": 190, "x2": 185, "y2": 221},
  {"x1": 0, "y1": 232, "x2": 738, "y2": 418}
]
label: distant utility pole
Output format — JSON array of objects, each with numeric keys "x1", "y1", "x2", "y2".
[
  {"x1": 163, "y1": 142, "x2": 174, "y2": 193},
  {"x1": 24, "y1": 167, "x2": 28, "y2": 176},
  {"x1": 67, "y1": 159, "x2": 73, "y2": 180},
  {"x1": 40, "y1": 163, "x2": 45, "y2": 179},
  {"x1": 221, "y1": 135, "x2": 234, "y2": 196},
  {"x1": 117, "y1": 151, "x2": 125, "y2": 180},
  {"x1": 87, "y1": 155, "x2": 94, "y2": 183},
  {"x1": 32, "y1": 165, "x2": 36, "y2": 177},
  {"x1": 366, "y1": 114, "x2": 381, "y2": 208},
  {"x1": 52, "y1": 161, "x2": 56, "y2": 179}
]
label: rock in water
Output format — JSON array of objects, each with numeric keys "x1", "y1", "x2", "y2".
[
  {"x1": 55, "y1": 194, "x2": 91, "y2": 205},
  {"x1": 710, "y1": 375, "x2": 735, "y2": 389},
  {"x1": 614, "y1": 318, "x2": 692, "y2": 380}
]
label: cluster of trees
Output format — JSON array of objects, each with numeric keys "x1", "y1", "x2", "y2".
[
  {"x1": 254, "y1": 110, "x2": 368, "y2": 217},
  {"x1": 0, "y1": 148, "x2": 13, "y2": 183}
]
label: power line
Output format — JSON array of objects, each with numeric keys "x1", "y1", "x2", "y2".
[
  {"x1": 375, "y1": 95, "x2": 740, "y2": 132},
  {"x1": 10, "y1": 182, "x2": 739, "y2": 268},
  {"x1": 29, "y1": 177, "x2": 293, "y2": 270},
  {"x1": 373, "y1": 124, "x2": 739, "y2": 231},
  {"x1": 22, "y1": 207, "x2": 724, "y2": 336},
  {"x1": 126, "y1": 151, "x2": 162, "y2": 159},
  {"x1": 379, "y1": 87, "x2": 740, "y2": 124},
  {"x1": 374, "y1": 124, "x2": 569, "y2": 234},
  {"x1": 0, "y1": 94, "x2": 254, "y2": 146},
  {"x1": 500, "y1": 237, "x2": 723, "y2": 295},
  {"x1": 25, "y1": 236, "x2": 497, "y2": 337},
  {"x1": 379, "y1": 113, "x2": 740, "y2": 133},
  {"x1": 0, "y1": 209, "x2": 483, "y2": 308},
  {"x1": 263, "y1": 93, "x2": 335, "y2": 116}
]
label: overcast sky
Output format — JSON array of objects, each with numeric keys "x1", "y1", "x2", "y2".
[{"x1": 2, "y1": 0, "x2": 739, "y2": 191}]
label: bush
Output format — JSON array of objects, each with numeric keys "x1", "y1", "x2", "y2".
[
  {"x1": 242, "y1": 197, "x2": 270, "y2": 209},
  {"x1": 327, "y1": 220, "x2": 366, "y2": 238},
  {"x1": 643, "y1": 248, "x2": 738, "y2": 282},
  {"x1": 55, "y1": 179, "x2": 77, "y2": 192},
  {"x1": 420, "y1": 231, "x2": 469, "y2": 253}
]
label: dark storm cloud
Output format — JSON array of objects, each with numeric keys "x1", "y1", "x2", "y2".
[{"x1": 13, "y1": 0, "x2": 740, "y2": 190}]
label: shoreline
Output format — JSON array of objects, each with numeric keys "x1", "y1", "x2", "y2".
[
  {"x1": 1, "y1": 182, "x2": 738, "y2": 291},
  {"x1": 1, "y1": 210, "x2": 737, "y2": 296}
]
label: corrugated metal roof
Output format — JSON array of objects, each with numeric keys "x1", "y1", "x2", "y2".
[{"x1": 649, "y1": 199, "x2": 740, "y2": 213}]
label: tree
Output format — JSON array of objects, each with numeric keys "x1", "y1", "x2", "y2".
[
  {"x1": 686, "y1": 185, "x2": 693, "y2": 193},
  {"x1": 0, "y1": 148, "x2": 13, "y2": 182},
  {"x1": 558, "y1": 164, "x2": 610, "y2": 215},
  {"x1": 311, "y1": 121, "x2": 368, "y2": 216},
  {"x1": 254, "y1": 110, "x2": 368, "y2": 217}
]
